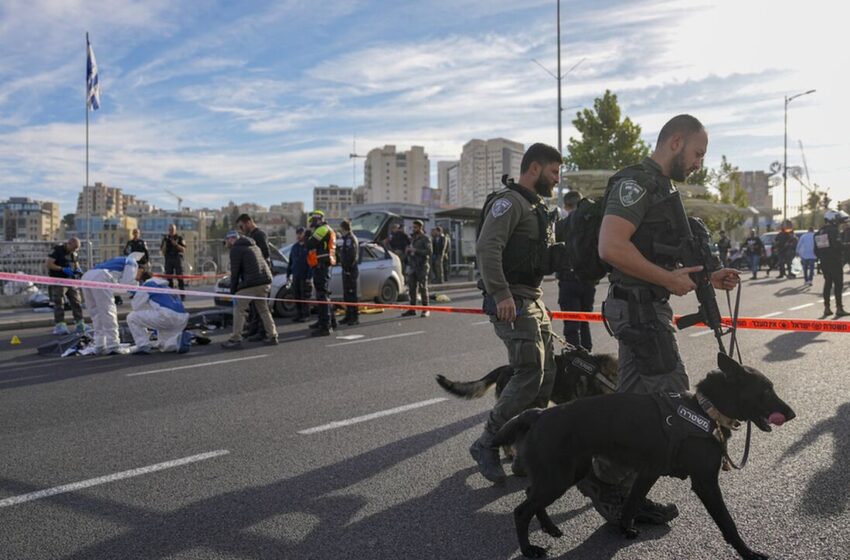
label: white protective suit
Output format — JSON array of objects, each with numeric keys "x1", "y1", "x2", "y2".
[
  {"x1": 81, "y1": 256, "x2": 139, "y2": 353},
  {"x1": 127, "y1": 277, "x2": 189, "y2": 352}
]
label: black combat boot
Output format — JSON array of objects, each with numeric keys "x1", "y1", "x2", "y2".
[
  {"x1": 576, "y1": 470, "x2": 625, "y2": 523},
  {"x1": 635, "y1": 497, "x2": 679, "y2": 524},
  {"x1": 469, "y1": 434, "x2": 506, "y2": 485}
]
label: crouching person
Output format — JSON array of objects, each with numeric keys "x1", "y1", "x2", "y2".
[
  {"x1": 81, "y1": 252, "x2": 143, "y2": 355},
  {"x1": 222, "y1": 230, "x2": 278, "y2": 349},
  {"x1": 127, "y1": 271, "x2": 191, "y2": 354}
]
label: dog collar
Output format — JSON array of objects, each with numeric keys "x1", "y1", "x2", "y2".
[{"x1": 696, "y1": 392, "x2": 741, "y2": 431}]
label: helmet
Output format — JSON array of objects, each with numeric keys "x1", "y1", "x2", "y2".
[
  {"x1": 824, "y1": 210, "x2": 849, "y2": 223},
  {"x1": 309, "y1": 210, "x2": 325, "y2": 218}
]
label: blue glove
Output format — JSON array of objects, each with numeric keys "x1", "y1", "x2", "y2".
[{"x1": 62, "y1": 266, "x2": 75, "y2": 277}]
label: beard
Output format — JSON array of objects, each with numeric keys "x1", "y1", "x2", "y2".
[
  {"x1": 669, "y1": 150, "x2": 688, "y2": 182},
  {"x1": 534, "y1": 175, "x2": 556, "y2": 197}
]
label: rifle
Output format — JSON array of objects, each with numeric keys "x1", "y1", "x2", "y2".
[{"x1": 654, "y1": 191, "x2": 727, "y2": 354}]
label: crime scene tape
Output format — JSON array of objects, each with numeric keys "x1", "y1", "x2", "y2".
[
  {"x1": 152, "y1": 273, "x2": 228, "y2": 280},
  {"x1": 2, "y1": 271, "x2": 848, "y2": 333}
]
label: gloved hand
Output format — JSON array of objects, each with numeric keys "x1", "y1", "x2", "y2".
[{"x1": 62, "y1": 266, "x2": 75, "y2": 277}]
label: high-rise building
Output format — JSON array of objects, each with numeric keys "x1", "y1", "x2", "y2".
[
  {"x1": 0, "y1": 197, "x2": 61, "y2": 241},
  {"x1": 76, "y1": 182, "x2": 126, "y2": 218},
  {"x1": 363, "y1": 145, "x2": 429, "y2": 204},
  {"x1": 740, "y1": 171, "x2": 772, "y2": 210},
  {"x1": 458, "y1": 138, "x2": 524, "y2": 208},
  {"x1": 313, "y1": 185, "x2": 353, "y2": 223},
  {"x1": 437, "y1": 160, "x2": 459, "y2": 206}
]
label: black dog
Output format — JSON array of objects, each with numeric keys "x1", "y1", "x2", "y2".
[
  {"x1": 436, "y1": 347, "x2": 618, "y2": 405},
  {"x1": 493, "y1": 353, "x2": 795, "y2": 559}
]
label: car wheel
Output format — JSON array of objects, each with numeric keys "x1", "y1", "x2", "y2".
[
  {"x1": 377, "y1": 279, "x2": 399, "y2": 304},
  {"x1": 273, "y1": 287, "x2": 297, "y2": 317}
]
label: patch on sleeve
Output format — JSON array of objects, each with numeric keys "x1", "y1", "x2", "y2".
[
  {"x1": 618, "y1": 179, "x2": 646, "y2": 207},
  {"x1": 490, "y1": 198, "x2": 513, "y2": 218}
]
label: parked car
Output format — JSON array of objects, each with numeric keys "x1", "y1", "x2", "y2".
[
  {"x1": 728, "y1": 230, "x2": 808, "y2": 271},
  {"x1": 214, "y1": 241, "x2": 406, "y2": 317}
]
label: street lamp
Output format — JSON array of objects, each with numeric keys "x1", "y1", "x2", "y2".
[{"x1": 783, "y1": 89, "x2": 815, "y2": 222}]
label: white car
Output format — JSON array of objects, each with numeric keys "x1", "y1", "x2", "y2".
[{"x1": 214, "y1": 242, "x2": 406, "y2": 317}]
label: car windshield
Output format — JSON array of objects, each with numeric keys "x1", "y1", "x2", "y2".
[{"x1": 350, "y1": 213, "x2": 386, "y2": 240}]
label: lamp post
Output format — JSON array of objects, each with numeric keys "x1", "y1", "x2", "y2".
[{"x1": 783, "y1": 89, "x2": 815, "y2": 223}]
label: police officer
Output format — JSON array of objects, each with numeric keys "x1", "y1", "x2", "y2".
[
  {"x1": 45, "y1": 236, "x2": 85, "y2": 335},
  {"x1": 431, "y1": 226, "x2": 448, "y2": 284},
  {"x1": 815, "y1": 210, "x2": 849, "y2": 317},
  {"x1": 469, "y1": 143, "x2": 560, "y2": 485},
  {"x1": 236, "y1": 213, "x2": 272, "y2": 341},
  {"x1": 305, "y1": 210, "x2": 336, "y2": 337},
  {"x1": 160, "y1": 224, "x2": 187, "y2": 299},
  {"x1": 124, "y1": 229, "x2": 150, "y2": 269},
  {"x1": 555, "y1": 190, "x2": 596, "y2": 351},
  {"x1": 716, "y1": 230, "x2": 731, "y2": 268},
  {"x1": 401, "y1": 220, "x2": 433, "y2": 317},
  {"x1": 580, "y1": 114, "x2": 740, "y2": 524},
  {"x1": 338, "y1": 220, "x2": 360, "y2": 325}
]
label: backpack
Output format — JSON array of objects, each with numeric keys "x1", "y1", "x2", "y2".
[{"x1": 561, "y1": 195, "x2": 609, "y2": 283}]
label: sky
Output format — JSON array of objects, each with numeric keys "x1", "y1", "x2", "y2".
[{"x1": 0, "y1": 0, "x2": 847, "y2": 217}]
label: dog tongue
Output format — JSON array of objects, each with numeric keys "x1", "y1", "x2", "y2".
[{"x1": 768, "y1": 412, "x2": 786, "y2": 426}]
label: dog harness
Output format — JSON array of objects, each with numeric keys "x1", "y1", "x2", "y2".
[{"x1": 650, "y1": 392, "x2": 723, "y2": 477}]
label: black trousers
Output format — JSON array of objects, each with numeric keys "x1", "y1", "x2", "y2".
[
  {"x1": 822, "y1": 258, "x2": 844, "y2": 308},
  {"x1": 313, "y1": 264, "x2": 332, "y2": 328},
  {"x1": 164, "y1": 256, "x2": 185, "y2": 295},
  {"x1": 342, "y1": 267, "x2": 359, "y2": 319},
  {"x1": 291, "y1": 275, "x2": 312, "y2": 319},
  {"x1": 558, "y1": 277, "x2": 596, "y2": 351}
]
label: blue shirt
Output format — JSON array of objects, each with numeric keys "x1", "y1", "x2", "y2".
[{"x1": 797, "y1": 232, "x2": 816, "y2": 260}]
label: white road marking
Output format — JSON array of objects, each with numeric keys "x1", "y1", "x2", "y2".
[
  {"x1": 757, "y1": 311, "x2": 783, "y2": 318},
  {"x1": 326, "y1": 331, "x2": 425, "y2": 347},
  {"x1": 298, "y1": 398, "x2": 448, "y2": 434},
  {"x1": 0, "y1": 450, "x2": 230, "y2": 508},
  {"x1": 335, "y1": 334, "x2": 365, "y2": 340},
  {"x1": 788, "y1": 303, "x2": 814, "y2": 311},
  {"x1": 472, "y1": 320, "x2": 491, "y2": 325},
  {"x1": 126, "y1": 355, "x2": 269, "y2": 377},
  {"x1": 689, "y1": 329, "x2": 714, "y2": 338}
]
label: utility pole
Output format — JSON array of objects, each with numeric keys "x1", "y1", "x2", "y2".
[{"x1": 783, "y1": 89, "x2": 815, "y2": 223}]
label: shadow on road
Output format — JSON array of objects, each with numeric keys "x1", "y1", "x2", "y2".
[
  {"x1": 0, "y1": 412, "x2": 657, "y2": 560},
  {"x1": 781, "y1": 402, "x2": 850, "y2": 517},
  {"x1": 762, "y1": 332, "x2": 826, "y2": 362}
]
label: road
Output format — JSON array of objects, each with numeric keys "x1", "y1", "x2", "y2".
[{"x1": 1, "y1": 275, "x2": 849, "y2": 559}]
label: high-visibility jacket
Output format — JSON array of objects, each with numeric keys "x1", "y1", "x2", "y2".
[{"x1": 307, "y1": 223, "x2": 336, "y2": 267}]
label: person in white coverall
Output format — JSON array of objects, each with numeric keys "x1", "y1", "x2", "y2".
[
  {"x1": 81, "y1": 253, "x2": 142, "y2": 355},
  {"x1": 127, "y1": 271, "x2": 191, "y2": 354}
]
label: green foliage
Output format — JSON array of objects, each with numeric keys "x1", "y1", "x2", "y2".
[
  {"x1": 686, "y1": 156, "x2": 748, "y2": 235},
  {"x1": 563, "y1": 90, "x2": 650, "y2": 171}
]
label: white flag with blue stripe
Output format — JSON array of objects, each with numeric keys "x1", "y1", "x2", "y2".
[{"x1": 87, "y1": 35, "x2": 100, "y2": 111}]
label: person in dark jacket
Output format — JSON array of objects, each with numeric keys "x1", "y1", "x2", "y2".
[
  {"x1": 401, "y1": 220, "x2": 432, "y2": 317},
  {"x1": 160, "y1": 224, "x2": 187, "y2": 299},
  {"x1": 716, "y1": 230, "x2": 731, "y2": 268},
  {"x1": 338, "y1": 220, "x2": 360, "y2": 325},
  {"x1": 555, "y1": 191, "x2": 596, "y2": 351},
  {"x1": 221, "y1": 231, "x2": 278, "y2": 349},
  {"x1": 124, "y1": 229, "x2": 150, "y2": 268},
  {"x1": 236, "y1": 213, "x2": 271, "y2": 340},
  {"x1": 431, "y1": 227, "x2": 448, "y2": 284},
  {"x1": 288, "y1": 227, "x2": 313, "y2": 322},
  {"x1": 815, "y1": 210, "x2": 850, "y2": 317}
]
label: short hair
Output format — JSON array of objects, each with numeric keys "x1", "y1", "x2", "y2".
[
  {"x1": 562, "y1": 191, "x2": 581, "y2": 208},
  {"x1": 656, "y1": 114, "x2": 704, "y2": 147},
  {"x1": 295, "y1": 226, "x2": 305, "y2": 234},
  {"x1": 235, "y1": 213, "x2": 252, "y2": 224},
  {"x1": 340, "y1": 220, "x2": 351, "y2": 231},
  {"x1": 520, "y1": 143, "x2": 562, "y2": 175}
]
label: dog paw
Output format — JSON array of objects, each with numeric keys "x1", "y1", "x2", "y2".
[
  {"x1": 521, "y1": 544, "x2": 547, "y2": 558},
  {"x1": 622, "y1": 526, "x2": 639, "y2": 539}
]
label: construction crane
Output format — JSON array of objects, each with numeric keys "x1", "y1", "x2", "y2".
[
  {"x1": 164, "y1": 189, "x2": 183, "y2": 212},
  {"x1": 349, "y1": 136, "x2": 367, "y2": 188}
]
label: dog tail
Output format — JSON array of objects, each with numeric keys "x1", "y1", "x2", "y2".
[
  {"x1": 435, "y1": 366, "x2": 508, "y2": 399},
  {"x1": 492, "y1": 408, "x2": 544, "y2": 447}
]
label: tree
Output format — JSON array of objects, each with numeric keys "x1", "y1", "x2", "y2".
[
  {"x1": 63, "y1": 213, "x2": 76, "y2": 230},
  {"x1": 563, "y1": 90, "x2": 650, "y2": 171}
]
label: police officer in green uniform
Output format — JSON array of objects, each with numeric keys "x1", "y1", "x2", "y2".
[
  {"x1": 469, "y1": 143, "x2": 562, "y2": 485},
  {"x1": 579, "y1": 114, "x2": 740, "y2": 524}
]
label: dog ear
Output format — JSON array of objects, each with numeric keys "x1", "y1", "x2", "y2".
[{"x1": 717, "y1": 352, "x2": 745, "y2": 377}]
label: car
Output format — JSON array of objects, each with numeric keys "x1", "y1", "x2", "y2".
[
  {"x1": 728, "y1": 229, "x2": 809, "y2": 271},
  {"x1": 214, "y1": 241, "x2": 406, "y2": 317}
]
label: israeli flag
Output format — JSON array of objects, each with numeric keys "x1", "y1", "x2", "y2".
[{"x1": 87, "y1": 35, "x2": 100, "y2": 110}]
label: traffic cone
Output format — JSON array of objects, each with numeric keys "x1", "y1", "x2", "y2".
[{"x1": 10, "y1": 335, "x2": 21, "y2": 345}]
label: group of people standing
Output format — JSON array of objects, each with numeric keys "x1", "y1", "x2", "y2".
[{"x1": 385, "y1": 221, "x2": 452, "y2": 317}]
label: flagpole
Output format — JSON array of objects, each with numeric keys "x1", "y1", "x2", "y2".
[{"x1": 85, "y1": 32, "x2": 91, "y2": 262}]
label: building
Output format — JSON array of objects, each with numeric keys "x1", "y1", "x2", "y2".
[
  {"x1": 313, "y1": 185, "x2": 354, "y2": 224},
  {"x1": 76, "y1": 182, "x2": 127, "y2": 218},
  {"x1": 437, "y1": 160, "x2": 459, "y2": 205},
  {"x1": 137, "y1": 213, "x2": 208, "y2": 273},
  {"x1": 269, "y1": 202, "x2": 305, "y2": 226},
  {"x1": 72, "y1": 215, "x2": 139, "y2": 264},
  {"x1": 740, "y1": 171, "x2": 772, "y2": 209},
  {"x1": 363, "y1": 145, "x2": 430, "y2": 205},
  {"x1": 458, "y1": 138, "x2": 524, "y2": 208},
  {"x1": 0, "y1": 197, "x2": 61, "y2": 241}
]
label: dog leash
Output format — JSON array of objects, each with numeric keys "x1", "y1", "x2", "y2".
[{"x1": 719, "y1": 282, "x2": 751, "y2": 469}]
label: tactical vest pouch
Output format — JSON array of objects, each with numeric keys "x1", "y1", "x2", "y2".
[
  {"x1": 543, "y1": 242, "x2": 569, "y2": 276},
  {"x1": 618, "y1": 319, "x2": 678, "y2": 376}
]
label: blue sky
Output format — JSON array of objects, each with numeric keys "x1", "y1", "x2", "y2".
[{"x1": 0, "y1": 0, "x2": 846, "y2": 217}]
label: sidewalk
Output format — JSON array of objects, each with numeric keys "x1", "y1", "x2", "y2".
[{"x1": 0, "y1": 277, "x2": 495, "y2": 332}]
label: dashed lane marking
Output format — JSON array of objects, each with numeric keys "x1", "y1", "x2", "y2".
[
  {"x1": 788, "y1": 303, "x2": 814, "y2": 311},
  {"x1": 0, "y1": 450, "x2": 230, "y2": 508},
  {"x1": 472, "y1": 320, "x2": 491, "y2": 325},
  {"x1": 126, "y1": 355, "x2": 270, "y2": 377},
  {"x1": 297, "y1": 398, "x2": 448, "y2": 434},
  {"x1": 757, "y1": 311, "x2": 783, "y2": 318},
  {"x1": 326, "y1": 331, "x2": 425, "y2": 347}
]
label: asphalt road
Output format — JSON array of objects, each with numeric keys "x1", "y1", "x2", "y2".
[{"x1": 1, "y1": 275, "x2": 849, "y2": 559}]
